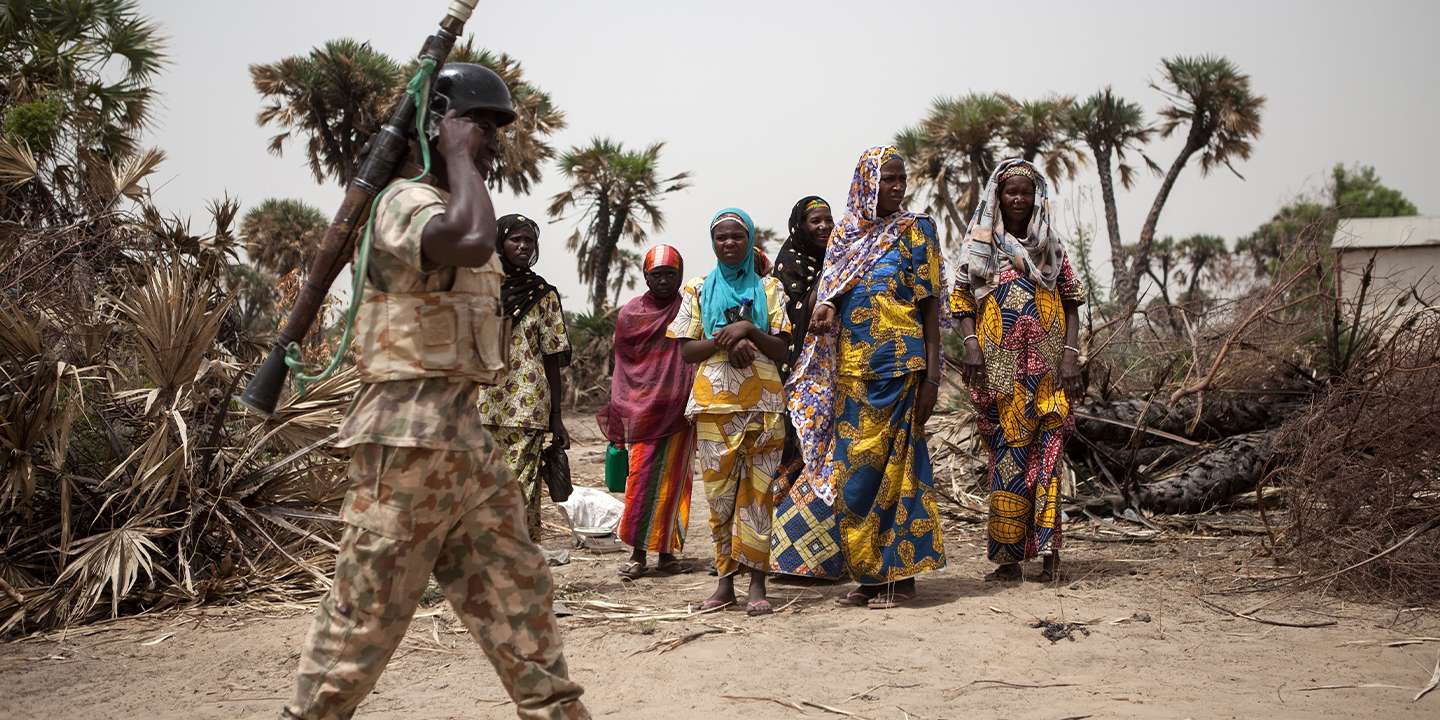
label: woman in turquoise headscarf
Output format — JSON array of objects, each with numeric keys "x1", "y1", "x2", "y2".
[{"x1": 667, "y1": 208, "x2": 792, "y2": 616}]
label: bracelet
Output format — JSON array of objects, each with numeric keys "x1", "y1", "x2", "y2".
[
  {"x1": 1063, "y1": 345, "x2": 1081, "y2": 354},
  {"x1": 820, "y1": 300, "x2": 836, "y2": 310},
  {"x1": 925, "y1": 377, "x2": 942, "y2": 387},
  {"x1": 962, "y1": 334, "x2": 978, "y2": 344}
]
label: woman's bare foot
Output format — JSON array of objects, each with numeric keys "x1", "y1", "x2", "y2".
[{"x1": 746, "y1": 573, "x2": 771, "y2": 616}]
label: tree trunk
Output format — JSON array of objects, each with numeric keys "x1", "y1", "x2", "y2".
[
  {"x1": 588, "y1": 198, "x2": 613, "y2": 314},
  {"x1": 1113, "y1": 120, "x2": 1209, "y2": 324},
  {"x1": 1139, "y1": 431, "x2": 1273, "y2": 514},
  {"x1": 934, "y1": 169, "x2": 968, "y2": 248},
  {"x1": 1091, "y1": 142, "x2": 1129, "y2": 307},
  {"x1": 1075, "y1": 396, "x2": 1284, "y2": 446}
]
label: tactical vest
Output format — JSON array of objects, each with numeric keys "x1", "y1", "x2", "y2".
[{"x1": 353, "y1": 184, "x2": 510, "y2": 386}]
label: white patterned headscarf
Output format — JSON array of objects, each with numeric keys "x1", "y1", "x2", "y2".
[{"x1": 959, "y1": 158, "x2": 1064, "y2": 301}]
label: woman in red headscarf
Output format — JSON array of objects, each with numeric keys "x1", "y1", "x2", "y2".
[{"x1": 598, "y1": 245, "x2": 697, "y2": 579}]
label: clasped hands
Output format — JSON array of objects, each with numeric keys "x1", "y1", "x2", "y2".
[{"x1": 713, "y1": 320, "x2": 759, "y2": 368}]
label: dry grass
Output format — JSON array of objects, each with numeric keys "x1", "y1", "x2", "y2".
[{"x1": 0, "y1": 197, "x2": 350, "y2": 637}]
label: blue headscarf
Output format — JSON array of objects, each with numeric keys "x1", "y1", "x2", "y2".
[{"x1": 700, "y1": 207, "x2": 770, "y2": 337}]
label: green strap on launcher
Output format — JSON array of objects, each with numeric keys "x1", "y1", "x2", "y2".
[{"x1": 283, "y1": 59, "x2": 440, "y2": 395}]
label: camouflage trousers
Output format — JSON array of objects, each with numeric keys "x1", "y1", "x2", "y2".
[{"x1": 284, "y1": 442, "x2": 589, "y2": 720}]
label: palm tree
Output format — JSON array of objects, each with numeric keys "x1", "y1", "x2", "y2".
[
  {"x1": 1063, "y1": 87, "x2": 1155, "y2": 307},
  {"x1": 547, "y1": 138, "x2": 691, "y2": 314},
  {"x1": 895, "y1": 92, "x2": 1010, "y2": 246},
  {"x1": 240, "y1": 198, "x2": 328, "y2": 277},
  {"x1": 0, "y1": 0, "x2": 166, "y2": 223},
  {"x1": 1115, "y1": 55, "x2": 1265, "y2": 318},
  {"x1": 252, "y1": 37, "x2": 566, "y2": 194},
  {"x1": 251, "y1": 39, "x2": 400, "y2": 186},
  {"x1": 1000, "y1": 93, "x2": 1083, "y2": 183},
  {"x1": 610, "y1": 248, "x2": 643, "y2": 306}
]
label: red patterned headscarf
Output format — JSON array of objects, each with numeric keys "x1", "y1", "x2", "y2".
[{"x1": 644, "y1": 244, "x2": 683, "y2": 274}]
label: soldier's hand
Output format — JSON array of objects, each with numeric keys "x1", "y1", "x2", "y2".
[{"x1": 436, "y1": 109, "x2": 485, "y2": 164}]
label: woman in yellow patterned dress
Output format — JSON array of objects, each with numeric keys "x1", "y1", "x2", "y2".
[
  {"x1": 951, "y1": 159, "x2": 1085, "y2": 582},
  {"x1": 788, "y1": 146, "x2": 948, "y2": 609},
  {"x1": 477, "y1": 214, "x2": 572, "y2": 543},
  {"x1": 667, "y1": 208, "x2": 791, "y2": 616}
]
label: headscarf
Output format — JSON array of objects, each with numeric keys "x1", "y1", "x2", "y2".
[
  {"x1": 699, "y1": 208, "x2": 770, "y2": 337},
  {"x1": 754, "y1": 248, "x2": 772, "y2": 277},
  {"x1": 773, "y1": 195, "x2": 831, "y2": 375},
  {"x1": 958, "y1": 158, "x2": 1064, "y2": 302},
  {"x1": 597, "y1": 245, "x2": 692, "y2": 444},
  {"x1": 785, "y1": 146, "x2": 948, "y2": 503},
  {"x1": 643, "y1": 244, "x2": 682, "y2": 274},
  {"x1": 497, "y1": 213, "x2": 555, "y2": 324}
]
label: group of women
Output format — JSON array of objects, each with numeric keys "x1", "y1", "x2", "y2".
[{"x1": 485, "y1": 146, "x2": 1086, "y2": 614}]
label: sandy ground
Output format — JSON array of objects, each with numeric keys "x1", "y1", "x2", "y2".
[{"x1": 4, "y1": 414, "x2": 1438, "y2": 720}]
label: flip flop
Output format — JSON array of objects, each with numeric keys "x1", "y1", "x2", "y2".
[
  {"x1": 695, "y1": 599, "x2": 733, "y2": 612},
  {"x1": 833, "y1": 591, "x2": 873, "y2": 607},
  {"x1": 618, "y1": 561, "x2": 646, "y2": 580},
  {"x1": 656, "y1": 559, "x2": 692, "y2": 575},
  {"x1": 746, "y1": 600, "x2": 773, "y2": 616},
  {"x1": 985, "y1": 564, "x2": 1022, "y2": 582},
  {"x1": 867, "y1": 592, "x2": 912, "y2": 610}
]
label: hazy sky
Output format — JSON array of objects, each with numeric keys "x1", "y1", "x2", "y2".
[{"x1": 137, "y1": 0, "x2": 1440, "y2": 308}]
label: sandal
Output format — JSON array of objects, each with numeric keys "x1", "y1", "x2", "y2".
[
  {"x1": 618, "y1": 561, "x2": 646, "y2": 580},
  {"x1": 834, "y1": 590, "x2": 876, "y2": 607},
  {"x1": 868, "y1": 592, "x2": 912, "y2": 610},
  {"x1": 695, "y1": 599, "x2": 733, "y2": 612},
  {"x1": 746, "y1": 600, "x2": 773, "y2": 616},
  {"x1": 985, "y1": 563, "x2": 1022, "y2": 582},
  {"x1": 656, "y1": 559, "x2": 692, "y2": 575}
]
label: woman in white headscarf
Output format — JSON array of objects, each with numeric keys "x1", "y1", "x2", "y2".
[{"x1": 951, "y1": 159, "x2": 1086, "y2": 583}]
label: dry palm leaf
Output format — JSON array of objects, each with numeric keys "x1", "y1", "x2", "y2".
[
  {"x1": 0, "y1": 138, "x2": 38, "y2": 189},
  {"x1": 111, "y1": 260, "x2": 237, "y2": 404},
  {"x1": 0, "y1": 304, "x2": 59, "y2": 509}
]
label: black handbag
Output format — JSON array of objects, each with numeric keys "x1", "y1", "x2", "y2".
[{"x1": 539, "y1": 439, "x2": 573, "y2": 503}]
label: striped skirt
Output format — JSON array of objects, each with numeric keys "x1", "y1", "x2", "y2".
[{"x1": 616, "y1": 428, "x2": 696, "y2": 553}]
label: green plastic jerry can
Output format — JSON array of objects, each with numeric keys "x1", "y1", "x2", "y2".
[{"x1": 604, "y1": 442, "x2": 628, "y2": 493}]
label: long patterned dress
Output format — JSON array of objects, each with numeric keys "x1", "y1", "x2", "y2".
[
  {"x1": 951, "y1": 262, "x2": 1084, "y2": 564},
  {"x1": 666, "y1": 275, "x2": 791, "y2": 577},
  {"x1": 827, "y1": 219, "x2": 947, "y2": 585},
  {"x1": 477, "y1": 290, "x2": 570, "y2": 543}
]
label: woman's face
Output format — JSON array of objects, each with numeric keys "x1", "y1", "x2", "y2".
[
  {"x1": 876, "y1": 158, "x2": 907, "y2": 217},
  {"x1": 999, "y1": 176, "x2": 1036, "y2": 232},
  {"x1": 501, "y1": 225, "x2": 538, "y2": 267},
  {"x1": 804, "y1": 206, "x2": 835, "y2": 246},
  {"x1": 711, "y1": 218, "x2": 749, "y2": 266},
  {"x1": 645, "y1": 266, "x2": 680, "y2": 299}
]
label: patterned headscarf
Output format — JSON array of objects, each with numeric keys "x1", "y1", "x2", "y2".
[
  {"x1": 958, "y1": 158, "x2": 1064, "y2": 301},
  {"x1": 754, "y1": 248, "x2": 772, "y2": 277},
  {"x1": 699, "y1": 207, "x2": 770, "y2": 336},
  {"x1": 644, "y1": 244, "x2": 682, "y2": 274}
]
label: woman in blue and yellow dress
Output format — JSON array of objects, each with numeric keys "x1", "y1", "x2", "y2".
[
  {"x1": 951, "y1": 159, "x2": 1085, "y2": 583},
  {"x1": 787, "y1": 146, "x2": 947, "y2": 609}
]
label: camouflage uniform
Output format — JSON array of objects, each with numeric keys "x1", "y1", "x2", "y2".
[{"x1": 283, "y1": 182, "x2": 588, "y2": 720}]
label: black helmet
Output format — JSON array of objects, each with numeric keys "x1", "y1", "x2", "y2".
[{"x1": 428, "y1": 63, "x2": 517, "y2": 128}]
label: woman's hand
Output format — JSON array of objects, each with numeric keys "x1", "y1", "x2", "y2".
[
  {"x1": 728, "y1": 338, "x2": 757, "y2": 368},
  {"x1": 916, "y1": 376, "x2": 939, "y2": 428},
  {"x1": 712, "y1": 320, "x2": 754, "y2": 351},
  {"x1": 961, "y1": 336, "x2": 987, "y2": 388},
  {"x1": 549, "y1": 413, "x2": 571, "y2": 449},
  {"x1": 1060, "y1": 347, "x2": 1084, "y2": 401},
  {"x1": 810, "y1": 302, "x2": 836, "y2": 334}
]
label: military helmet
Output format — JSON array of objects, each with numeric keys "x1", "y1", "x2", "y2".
[{"x1": 428, "y1": 63, "x2": 517, "y2": 128}]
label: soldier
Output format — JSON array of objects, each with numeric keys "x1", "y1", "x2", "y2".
[{"x1": 281, "y1": 64, "x2": 589, "y2": 720}]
